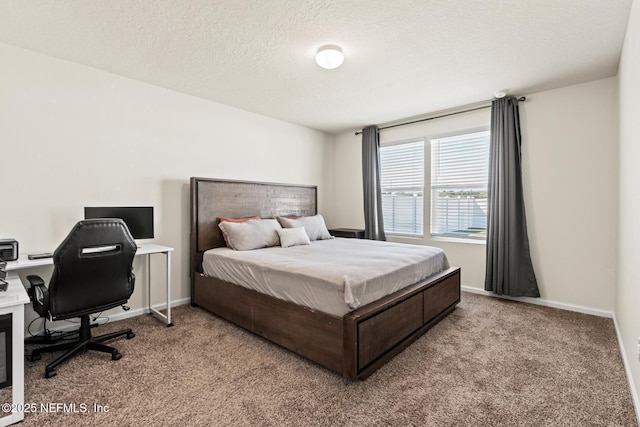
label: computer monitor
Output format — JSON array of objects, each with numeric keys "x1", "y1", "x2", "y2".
[{"x1": 84, "y1": 206, "x2": 154, "y2": 240}]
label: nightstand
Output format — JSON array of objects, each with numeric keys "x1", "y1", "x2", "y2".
[{"x1": 329, "y1": 228, "x2": 365, "y2": 239}]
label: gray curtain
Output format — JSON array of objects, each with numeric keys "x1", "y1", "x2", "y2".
[
  {"x1": 362, "y1": 125, "x2": 386, "y2": 240},
  {"x1": 484, "y1": 97, "x2": 539, "y2": 297}
]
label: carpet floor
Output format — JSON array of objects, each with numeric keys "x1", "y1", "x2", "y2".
[{"x1": 8, "y1": 291, "x2": 638, "y2": 426}]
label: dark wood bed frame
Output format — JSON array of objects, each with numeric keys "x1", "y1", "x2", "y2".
[{"x1": 190, "y1": 177, "x2": 461, "y2": 380}]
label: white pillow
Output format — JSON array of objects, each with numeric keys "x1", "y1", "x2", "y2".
[
  {"x1": 218, "y1": 219, "x2": 281, "y2": 251},
  {"x1": 277, "y1": 214, "x2": 334, "y2": 241},
  {"x1": 276, "y1": 227, "x2": 311, "y2": 248}
]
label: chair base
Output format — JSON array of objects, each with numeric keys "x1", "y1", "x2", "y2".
[{"x1": 30, "y1": 315, "x2": 135, "y2": 378}]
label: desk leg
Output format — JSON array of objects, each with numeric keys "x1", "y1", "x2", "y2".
[
  {"x1": 0, "y1": 298, "x2": 25, "y2": 426},
  {"x1": 165, "y1": 251, "x2": 172, "y2": 327},
  {"x1": 147, "y1": 254, "x2": 151, "y2": 319},
  {"x1": 148, "y1": 251, "x2": 174, "y2": 327},
  {"x1": 11, "y1": 305, "x2": 24, "y2": 424}
]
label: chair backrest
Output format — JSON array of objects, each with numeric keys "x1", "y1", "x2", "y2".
[{"x1": 48, "y1": 218, "x2": 137, "y2": 320}]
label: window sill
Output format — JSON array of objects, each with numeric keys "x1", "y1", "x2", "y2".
[
  {"x1": 431, "y1": 236, "x2": 486, "y2": 245},
  {"x1": 386, "y1": 233, "x2": 424, "y2": 239}
]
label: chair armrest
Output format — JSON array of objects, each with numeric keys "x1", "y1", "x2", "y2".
[
  {"x1": 26, "y1": 274, "x2": 49, "y2": 318},
  {"x1": 26, "y1": 275, "x2": 45, "y2": 287}
]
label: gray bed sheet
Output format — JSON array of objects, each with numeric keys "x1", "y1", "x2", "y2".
[{"x1": 202, "y1": 237, "x2": 450, "y2": 317}]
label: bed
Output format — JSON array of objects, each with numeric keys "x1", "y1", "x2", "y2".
[{"x1": 190, "y1": 177, "x2": 461, "y2": 380}]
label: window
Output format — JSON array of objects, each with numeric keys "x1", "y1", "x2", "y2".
[
  {"x1": 430, "y1": 130, "x2": 489, "y2": 241},
  {"x1": 380, "y1": 139, "x2": 425, "y2": 236}
]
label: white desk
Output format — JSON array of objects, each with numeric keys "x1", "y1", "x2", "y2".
[{"x1": 4, "y1": 243, "x2": 174, "y2": 327}]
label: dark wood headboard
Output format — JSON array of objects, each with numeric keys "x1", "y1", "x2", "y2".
[{"x1": 189, "y1": 177, "x2": 317, "y2": 277}]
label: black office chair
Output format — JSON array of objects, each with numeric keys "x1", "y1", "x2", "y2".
[{"x1": 26, "y1": 218, "x2": 137, "y2": 378}]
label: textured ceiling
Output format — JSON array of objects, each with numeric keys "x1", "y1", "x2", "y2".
[{"x1": 0, "y1": 1, "x2": 633, "y2": 134}]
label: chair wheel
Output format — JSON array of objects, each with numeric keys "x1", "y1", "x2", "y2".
[
  {"x1": 126, "y1": 332, "x2": 135, "y2": 339},
  {"x1": 31, "y1": 353, "x2": 42, "y2": 362},
  {"x1": 45, "y1": 369, "x2": 57, "y2": 379},
  {"x1": 112, "y1": 351, "x2": 122, "y2": 361}
]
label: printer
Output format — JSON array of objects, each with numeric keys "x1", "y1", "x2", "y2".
[{"x1": 0, "y1": 239, "x2": 18, "y2": 261}]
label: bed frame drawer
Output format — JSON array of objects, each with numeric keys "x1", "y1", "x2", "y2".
[
  {"x1": 357, "y1": 293, "x2": 423, "y2": 369},
  {"x1": 423, "y1": 273, "x2": 460, "y2": 324}
]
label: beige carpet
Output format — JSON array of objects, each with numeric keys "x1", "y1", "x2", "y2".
[{"x1": 11, "y1": 292, "x2": 638, "y2": 426}]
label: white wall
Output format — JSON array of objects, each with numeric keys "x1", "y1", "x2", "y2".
[
  {"x1": 523, "y1": 78, "x2": 619, "y2": 311},
  {"x1": 617, "y1": 0, "x2": 640, "y2": 411},
  {"x1": 0, "y1": 42, "x2": 334, "y2": 326},
  {"x1": 331, "y1": 77, "x2": 619, "y2": 313}
]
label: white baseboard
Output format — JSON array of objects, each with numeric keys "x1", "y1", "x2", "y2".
[
  {"x1": 461, "y1": 286, "x2": 613, "y2": 318},
  {"x1": 107, "y1": 297, "x2": 192, "y2": 323},
  {"x1": 612, "y1": 314, "x2": 640, "y2": 426},
  {"x1": 30, "y1": 297, "x2": 191, "y2": 335}
]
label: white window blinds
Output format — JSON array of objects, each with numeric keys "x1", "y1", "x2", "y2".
[
  {"x1": 430, "y1": 130, "x2": 489, "y2": 241},
  {"x1": 380, "y1": 139, "x2": 424, "y2": 236}
]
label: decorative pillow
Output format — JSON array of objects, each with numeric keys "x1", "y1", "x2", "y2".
[
  {"x1": 219, "y1": 216, "x2": 260, "y2": 247},
  {"x1": 218, "y1": 219, "x2": 282, "y2": 251},
  {"x1": 276, "y1": 227, "x2": 311, "y2": 248},
  {"x1": 277, "y1": 214, "x2": 334, "y2": 241}
]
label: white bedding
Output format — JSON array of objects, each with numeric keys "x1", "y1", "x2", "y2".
[{"x1": 202, "y1": 238, "x2": 450, "y2": 317}]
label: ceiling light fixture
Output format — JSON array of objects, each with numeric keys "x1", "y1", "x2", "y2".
[
  {"x1": 494, "y1": 90, "x2": 509, "y2": 98},
  {"x1": 315, "y1": 45, "x2": 344, "y2": 70}
]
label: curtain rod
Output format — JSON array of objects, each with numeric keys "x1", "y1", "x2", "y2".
[{"x1": 354, "y1": 96, "x2": 526, "y2": 136}]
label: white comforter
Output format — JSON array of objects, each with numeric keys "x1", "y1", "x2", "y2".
[{"x1": 202, "y1": 238, "x2": 450, "y2": 317}]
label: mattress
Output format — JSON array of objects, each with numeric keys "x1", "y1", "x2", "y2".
[{"x1": 202, "y1": 238, "x2": 450, "y2": 317}]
